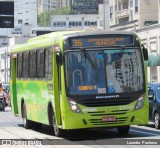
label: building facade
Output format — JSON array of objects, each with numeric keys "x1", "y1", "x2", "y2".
[
  {"x1": 109, "y1": 0, "x2": 158, "y2": 31},
  {"x1": 137, "y1": 24, "x2": 160, "y2": 82},
  {"x1": 51, "y1": 14, "x2": 103, "y2": 31},
  {"x1": 0, "y1": 0, "x2": 37, "y2": 36},
  {"x1": 38, "y1": 0, "x2": 70, "y2": 14}
]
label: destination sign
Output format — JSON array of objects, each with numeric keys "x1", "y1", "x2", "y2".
[{"x1": 70, "y1": 35, "x2": 133, "y2": 47}]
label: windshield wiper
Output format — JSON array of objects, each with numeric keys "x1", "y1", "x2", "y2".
[{"x1": 80, "y1": 48, "x2": 97, "y2": 69}]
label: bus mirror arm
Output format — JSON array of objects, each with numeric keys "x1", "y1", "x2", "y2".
[
  {"x1": 56, "y1": 51, "x2": 63, "y2": 66},
  {"x1": 142, "y1": 44, "x2": 148, "y2": 61}
]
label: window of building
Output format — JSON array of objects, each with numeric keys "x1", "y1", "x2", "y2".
[
  {"x1": 150, "y1": 67, "x2": 157, "y2": 82},
  {"x1": 29, "y1": 51, "x2": 36, "y2": 78},
  {"x1": 18, "y1": 20, "x2": 23, "y2": 24},
  {"x1": 115, "y1": 4, "x2": 117, "y2": 12},
  {"x1": 150, "y1": 42, "x2": 157, "y2": 52},
  {"x1": 110, "y1": 6, "x2": 113, "y2": 19},
  {"x1": 90, "y1": 21, "x2": 97, "y2": 26},
  {"x1": 53, "y1": 21, "x2": 66, "y2": 27},
  {"x1": 37, "y1": 49, "x2": 45, "y2": 78},
  {"x1": 45, "y1": 48, "x2": 52, "y2": 79},
  {"x1": 22, "y1": 52, "x2": 29, "y2": 78},
  {"x1": 130, "y1": 0, "x2": 133, "y2": 8},
  {"x1": 69, "y1": 21, "x2": 81, "y2": 27},
  {"x1": 135, "y1": 0, "x2": 138, "y2": 13},
  {"x1": 53, "y1": 22, "x2": 56, "y2": 27},
  {"x1": 85, "y1": 21, "x2": 90, "y2": 26},
  {"x1": 100, "y1": 21, "x2": 103, "y2": 26},
  {"x1": 17, "y1": 53, "x2": 23, "y2": 78}
]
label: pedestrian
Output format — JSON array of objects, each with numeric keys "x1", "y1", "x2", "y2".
[{"x1": 0, "y1": 83, "x2": 4, "y2": 92}]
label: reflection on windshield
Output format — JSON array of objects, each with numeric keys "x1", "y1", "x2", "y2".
[
  {"x1": 105, "y1": 49, "x2": 143, "y2": 93},
  {"x1": 65, "y1": 49, "x2": 144, "y2": 95},
  {"x1": 65, "y1": 51, "x2": 106, "y2": 95}
]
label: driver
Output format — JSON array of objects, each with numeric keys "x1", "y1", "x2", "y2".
[{"x1": 0, "y1": 83, "x2": 4, "y2": 92}]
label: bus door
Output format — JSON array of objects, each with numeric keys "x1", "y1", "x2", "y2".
[
  {"x1": 53, "y1": 52, "x2": 61, "y2": 125},
  {"x1": 11, "y1": 54, "x2": 18, "y2": 115}
]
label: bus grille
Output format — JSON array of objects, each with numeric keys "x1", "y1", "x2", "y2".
[
  {"x1": 88, "y1": 109, "x2": 129, "y2": 116},
  {"x1": 78, "y1": 98, "x2": 134, "y2": 107}
]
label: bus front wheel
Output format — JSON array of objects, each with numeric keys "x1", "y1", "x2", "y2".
[
  {"x1": 117, "y1": 126, "x2": 130, "y2": 134},
  {"x1": 22, "y1": 103, "x2": 33, "y2": 129},
  {"x1": 49, "y1": 107, "x2": 64, "y2": 137}
]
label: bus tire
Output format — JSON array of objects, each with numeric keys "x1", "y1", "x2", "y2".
[
  {"x1": 48, "y1": 106, "x2": 64, "y2": 137},
  {"x1": 34, "y1": 122, "x2": 42, "y2": 130},
  {"x1": 22, "y1": 103, "x2": 33, "y2": 129},
  {"x1": 154, "y1": 112, "x2": 160, "y2": 129},
  {"x1": 117, "y1": 126, "x2": 130, "y2": 134}
]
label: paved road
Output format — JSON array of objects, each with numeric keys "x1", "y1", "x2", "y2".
[{"x1": 0, "y1": 107, "x2": 160, "y2": 148}]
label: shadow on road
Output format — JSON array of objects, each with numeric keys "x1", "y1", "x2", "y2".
[{"x1": 21, "y1": 124, "x2": 160, "y2": 141}]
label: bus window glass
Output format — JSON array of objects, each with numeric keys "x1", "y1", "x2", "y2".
[
  {"x1": 65, "y1": 48, "x2": 144, "y2": 95},
  {"x1": 45, "y1": 48, "x2": 52, "y2": 79},
  {"x1": 22, "y1": 52, "x2": 29, "y2": 78},
  {"x1": 29, "y1": 51, "x2": 36, "y2": 78},
  {"x1": 17, "y1": 53, "x2": 22, "y2": 78},
  {"x1": 105, "y1": 49, "x2": 143, "y2": 93},
  {"x1": 65, "y1": 51, "x2": 106, "y2": 95},
  {"x1": 37, "y1": 49, "x2": 44, "y2": 78}
]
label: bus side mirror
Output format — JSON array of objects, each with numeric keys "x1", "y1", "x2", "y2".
[
  {"x1": 56, "y1": 51, "x2": 62, "y2": 66},
  {"x1": 142, "y1": 44, "x2": 148, "y2": 61}
]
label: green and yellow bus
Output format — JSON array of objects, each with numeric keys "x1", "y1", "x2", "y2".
[{"x1": 10, "y1": 31, "x2": 148, "y2": 137}]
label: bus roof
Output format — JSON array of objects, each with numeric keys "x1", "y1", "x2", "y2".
[{"x1": 10, "y1": 30, "x2": 137, "y2": 54}]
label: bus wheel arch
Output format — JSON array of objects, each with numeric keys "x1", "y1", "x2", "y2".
[{"x1": 48, "y1": 102, "x2": 64, "y2": 137}]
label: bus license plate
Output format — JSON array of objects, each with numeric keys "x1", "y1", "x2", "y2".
[{"x1": 102, "y1": 116, "x2": 116, "y2": 122}]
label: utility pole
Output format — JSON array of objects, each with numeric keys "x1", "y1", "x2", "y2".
[{"x1": 103, "y1": 0, "x2": 109, "y2": 30}]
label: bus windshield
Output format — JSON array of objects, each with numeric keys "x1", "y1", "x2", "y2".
[{"x1": 65, "y1": 48, "x2": 144, "y2": 95}]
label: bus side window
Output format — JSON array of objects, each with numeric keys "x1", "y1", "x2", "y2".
[
  {"x1": 142, "y1": 44, "x2": 148, "y2": 61},
  {"x1": 45, "y1": 48, "x2": 52, "y2": 80},
  {"x1": 29, "y1": 51, "x2": 36, "y2": 78},
  {"x1": 37, "y1": 49, "x2": 45, "y2": 78},
  {"x1": 17, "y1": 53, "x2": 23, "y2": 78},
  {"x1": 22, "y1": 52, "x2": 29, "y2": 78}
]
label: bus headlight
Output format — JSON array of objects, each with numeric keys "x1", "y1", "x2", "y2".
[
  {"x1": 134, "y1": 94, "x2": 145, "y2": 111},
  {"x1": 68, "y1": 99, "x2": 82, "y2": 114}
]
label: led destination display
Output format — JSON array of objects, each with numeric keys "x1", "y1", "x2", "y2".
[{"x1": 70, "y1": 35, "x2": 133, "y2": 47}]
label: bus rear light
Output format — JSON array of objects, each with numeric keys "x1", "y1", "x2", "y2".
[
  {"x1": 68, "y1": 98, "x2": 82, "y2": 114},
  {"x1": 134, "y1": 94, "x2": 145, "y2": 111}
]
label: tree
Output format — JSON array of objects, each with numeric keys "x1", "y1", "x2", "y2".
[{"x1": 37, "y1": 7, "x2": 70, "y2": 27}]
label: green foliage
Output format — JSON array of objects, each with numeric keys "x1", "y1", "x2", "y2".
[{"x1": 37, "y1": 7, "x2": 70, "y2": 27}]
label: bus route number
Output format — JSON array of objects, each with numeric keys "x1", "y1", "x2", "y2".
[{"x1": 72, "y1": 39, "x2": 83, "y2": 47}]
